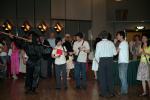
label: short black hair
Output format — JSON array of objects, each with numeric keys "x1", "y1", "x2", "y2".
[
  {"x1": 28, "y1": 31, "x2": 39, "y2": 44},
  {"x1": 108, "y1": 33, "x2": 112, "y2": 40},
  {"x1": 0, "y1": 41, "x2": 4, "y2": 46},
  {"x1": 55, "y1": 37, "x2": 62, "y2": 45},
  {"x1": 100, "y1": 30, "x2": 109, "y2": 39},
  {"x1": 28, "y1": 31, "x2": 39, "y2": 37},
  {"x1": 49, "y1": 28, "x2": 56, "y2": 33},
  {"x1": 116, "y1": 31, "x2": 126, "y2": 39},
  {"x1": 141, "y1": 34, "x2": 150, "y2": 48},
  {"x1": 93, "y1": 37, "x2": 101, "y2": 50},
  {"x1": 75, "y1": 32, "x2": 83, "y2": 38}
]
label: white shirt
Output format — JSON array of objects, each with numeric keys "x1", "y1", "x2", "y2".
[
  {"x1": 0, "y1": 52, "x2": 7, "y2": 56},
  {"x1": 118, "y1": 40, "x2": 129, "y2": 63},
  {"x1": 8, "y1": 49, "x2": 12, "y2": 56},
  {"x1": 73, "y1": 40, "x2": 90, "y2": 63},
  {"x1": 0, "y1": 43, "x2": 3, "y2": 47},
  {"x1": 95, "y1": 39, "x2": 117, "y2": 61},
  {"x1": 52, "y1": 46, "x2": 67, "y2": 65}
]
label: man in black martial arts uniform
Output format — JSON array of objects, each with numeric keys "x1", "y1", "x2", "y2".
[
  {"x1": 24, "y1": 31, "x2": 46, "y2": 94},
  {"x1": 11, "y1": 31, "x2": 47, "y2": 94}
]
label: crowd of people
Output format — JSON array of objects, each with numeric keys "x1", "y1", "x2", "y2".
[
  {"x1": 92, "y1": 31, "x2": 150, "y2": 97},
  {"x1": 0, "y1": 30, "x2": 150, "y2": 97}
]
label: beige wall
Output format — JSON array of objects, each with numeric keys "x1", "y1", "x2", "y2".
[
  {"x1": 91, "y1": 0, "x2": 107, "y2": 38},
  {"x1": 51, "y1": 0, "x2": 91, "y2": 20}
]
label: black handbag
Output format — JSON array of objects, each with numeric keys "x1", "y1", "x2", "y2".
[
  {"x1": 65, "y1": 55, "x2": 69, "y2": 60},
  {"x1": 73, "y1": 55, "x2": 78, "y2": 62}
]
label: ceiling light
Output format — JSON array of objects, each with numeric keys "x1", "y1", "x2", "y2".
[{"x1": 136, "y1": 26, "x2": 145, "y2": 30}]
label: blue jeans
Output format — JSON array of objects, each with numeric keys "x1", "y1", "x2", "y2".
[
  {"x1": 0, "y1": 56, "x2": 7, "y2": 65},
  {"x1": 0, "y1": 56, "x2": 7, "y2": 71},
  {"x1": 74, "y1": 62, "x2": 87, "y2": 88},
  {"x1": 118, "y1": 63, "x2": 128, "y2": 94}
]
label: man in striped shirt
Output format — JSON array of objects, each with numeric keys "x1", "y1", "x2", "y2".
[{"x1": 95, "y1": 31, "x2": 117, "y2": 97}]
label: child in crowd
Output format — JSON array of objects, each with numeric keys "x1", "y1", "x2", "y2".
[{"x1": 52, "y1": 37, "x2": 68, "y2": 90}]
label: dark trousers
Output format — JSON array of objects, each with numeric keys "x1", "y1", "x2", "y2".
[
  {"x1": 98, "y1": 57, "x2": 114, "y2": 96},
  {"x1": 55, "y1": 64, "x2": 67, "y2": 88},
  {"x1": 40, "y1": 58, "x2": 48, "y2": 78},
  {"x1": 25, "y1": 60, "x2": 40, "y2": 90},
  {"x1": 0, "y1": 56, "x2": 7, "y2": 78},
  {"x1": 47, "y1": 58, "x2": 55, "y2": 77},
  {"x1": 74, "y1": 62, "x2": 87, "y2": 88}
]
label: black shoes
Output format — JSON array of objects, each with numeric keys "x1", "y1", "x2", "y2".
[
  {"x1": 99, "y1": 94, "x2": 115, "y2": 98},
  {"x1": 82, "y1": 86, "x2": 87, "y2": 90},
  {"x1": 55, "y1": 87, "x2": 61, "y2": 90},
  {"x1": 25, "y1": 87, "x2": 38, "y2": 95},
  {"x1": 55, "y1": 87, "x2": 68, "y2": 90},
  {"x1": 25, "y1": 87, "x2": 32, "y2": 94},
  {"x1": 75, "y1": 86, "x2": 87, "y2": 90},
  {"x1": 75, "y1": 86, "x2": 81, "y2": 90},
  {"x1": 64, "y1": 86, "x2": 68, "y2": 90}
]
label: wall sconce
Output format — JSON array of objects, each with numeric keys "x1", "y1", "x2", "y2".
[
  {"x1": 21, "y1": 21, "x2": 31, "y2": 32},
  {"x1": 2, "y1": 20, "x2": 13, "y2": 32},
  {"x1": 54, "y1": 23, "x2": 63, "y2": 32},
  {"x1": 37, "y1": 21, "x2": 48, "y2": 32}
]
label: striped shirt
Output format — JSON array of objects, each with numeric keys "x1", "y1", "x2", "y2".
[{"x1": 95, "y1": 39, "x2": 117, "y2": 61}]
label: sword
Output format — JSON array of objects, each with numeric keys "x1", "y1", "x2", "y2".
[{"x1": 0, "y1": 31, "x2": 52, "y2": 48}]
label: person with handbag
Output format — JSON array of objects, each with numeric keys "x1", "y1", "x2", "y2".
[
  {"x1": 73, "y1": 32, "x2": 90, "y2": 89},
  {"x1": 92, "y1": 37, "x2": 101, "y2": 79},
  {"x1": 63, "y1": 34, "x2": 74, "y2": 80},
  {"x1": 137, "y1": 34, "x2": 150, "y2": 96}
]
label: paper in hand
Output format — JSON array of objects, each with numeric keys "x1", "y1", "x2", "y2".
[{"x1": 56, "y1": 49, "x2": 63, "y2": 56}]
